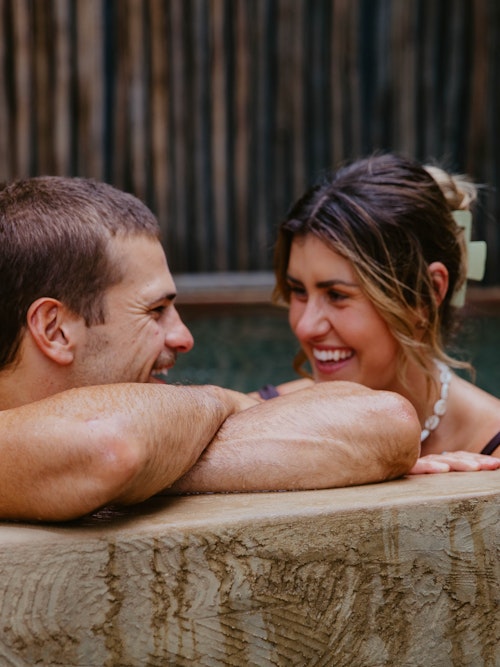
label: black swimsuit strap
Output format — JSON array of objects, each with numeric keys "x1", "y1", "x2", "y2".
[
  {"x1": 480, "y1": 431, "x2": 500, "y2": 456},
  {"x1": 257, "y1": 384, "x2": 281, "y2": 400}
]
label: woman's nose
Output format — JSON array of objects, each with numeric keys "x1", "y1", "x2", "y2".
[{"x1": 294, "y1": 301, "x2": 331, "y2": 340}]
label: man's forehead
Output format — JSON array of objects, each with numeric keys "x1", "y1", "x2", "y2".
[
  {"x1": 106, "y1": 234, "x2": 175, "y2": 295},
  {"x1": 107, "y1": 232, "x2": 163, "y2": 253},
  {"x1": 107, "y1": 233, "x2": 166, "y2": 265}
]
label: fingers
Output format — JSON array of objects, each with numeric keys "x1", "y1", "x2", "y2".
[
  {"x1": 408, "y1": 458, "x2": 451, "y2": 474},
  {"x1": 408, "y1": 451, "x2": 500, "y2": 475},
  {"x1": 440, "y1": 451, "x2": 500, "y2": 471}
]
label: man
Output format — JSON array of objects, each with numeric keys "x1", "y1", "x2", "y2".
[{"x1": 0, "y1": 177, "x2": 420, "y2": 521}]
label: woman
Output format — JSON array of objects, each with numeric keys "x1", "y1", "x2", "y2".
[{"x1": 255, "y1": 154, "x2": 500, "y2": 474}]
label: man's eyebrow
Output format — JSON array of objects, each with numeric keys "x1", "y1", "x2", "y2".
[{"x1": 149, "y1": 291, "x2": 177, "y2": 305}]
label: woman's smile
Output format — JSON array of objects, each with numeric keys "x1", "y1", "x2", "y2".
[{"x1": 287, "y1": 235, "x2": 400, "y2": 390}]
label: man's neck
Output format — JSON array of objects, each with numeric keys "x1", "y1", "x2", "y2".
[{"x1": 0, "y1": 353, "x2": 68, "y2": 410}]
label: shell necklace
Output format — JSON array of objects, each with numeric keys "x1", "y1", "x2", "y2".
[{"x1": 420, "y1": 360, "x2": 452, "y2": 443}]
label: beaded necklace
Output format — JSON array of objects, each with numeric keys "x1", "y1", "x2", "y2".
[{"x1": 420, "y1": 361, "x2": 452, "y2": 443}]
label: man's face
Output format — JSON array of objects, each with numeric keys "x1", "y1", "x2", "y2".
[{"x1": 72, "y1": 234, "x2": 194, "y2": 386}]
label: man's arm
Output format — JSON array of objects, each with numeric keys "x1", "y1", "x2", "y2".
[
  {"x1": 0, "y1": 383, "x2": 255, "y2": 522},
  {"x1": 167, "y1": 382, "x2": 421, "y2": 494}
]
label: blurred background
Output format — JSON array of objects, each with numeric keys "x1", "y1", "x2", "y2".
[
  {"x1": 1, "y1": 0, "x2": 499, "y2": 391},
  {"x1": 1, "y1": 0, "x2": 499, "y2": 281}
]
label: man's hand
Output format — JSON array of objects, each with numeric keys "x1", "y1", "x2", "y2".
[{"x1": 212, "y1": 386, "x2": 260, "y2": 413}]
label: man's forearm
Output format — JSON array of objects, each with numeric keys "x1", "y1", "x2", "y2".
[
  {"x1": 0, "y1": 383, "x2": 255, "y2": 521},
  {"x1": 167, "y1": 382, "x2": 421, "y2": 494}
]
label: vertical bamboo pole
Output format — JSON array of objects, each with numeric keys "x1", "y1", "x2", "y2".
[
  {"x1": 210, "y1": 0, "x2": 229, "y2": 270},
  {"x1": 53, "y1": 0, "x2": 72, "y2": 174},
  {"x1": 234, "y1": 0, "x2": 251, "y2": 269},
  {"x1": 126, "y1": 0, "x2": 147, "y2": 199},
  {"x1": 75, "y1": 0, "x2": 104, "y2": 178},
  {"x1": 149, "y1": 0, "x2": 170, "y2": 242},
  {"x1": 11, "y1": 0, "x2": 32, "y2": 177}
]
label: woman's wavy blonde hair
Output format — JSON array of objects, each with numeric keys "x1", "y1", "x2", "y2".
[{"x1": 273, "y1": 153, "x2": 477, "y2": 386}]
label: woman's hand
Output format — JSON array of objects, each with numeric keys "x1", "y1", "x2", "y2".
[{"x1": 409, "y1": 450, "x2": 500, "y2": 474}]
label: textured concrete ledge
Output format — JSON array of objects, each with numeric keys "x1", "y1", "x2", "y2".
[{"x1": 0, "y1": 471, "x2": 499, "y2": 666}]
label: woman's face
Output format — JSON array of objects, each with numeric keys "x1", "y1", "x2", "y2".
[{"x1": 287, "y1": 234, "x2": 400, "y2": 391}]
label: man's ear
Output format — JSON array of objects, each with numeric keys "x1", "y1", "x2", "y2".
[
  {"x1": 26, "y1": 298, "x2": 81, "y2": 365},
  {"x1": 428, "y1": 261, "x2": 449, "y2": 306}
]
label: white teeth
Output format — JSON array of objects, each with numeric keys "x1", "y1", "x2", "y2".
[
  {"x1": 313, "y1": 349, "x2": 352, "y2": 362},
  {"x1": 151, "y1": 368, "x2": 169, "y2": 377}
]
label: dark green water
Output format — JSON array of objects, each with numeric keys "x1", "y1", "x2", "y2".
[{"x1": 167, "y1": 304, "x2": 500, "y2": 397}]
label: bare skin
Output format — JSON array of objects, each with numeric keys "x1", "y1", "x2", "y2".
[
  {"x1": 0, "y1": 234, "x2": 422, "y2": 522},
  {"x1": 0, "y1": 383, "x2": 255, "y2": 522},
  {"x1": 249, "y1": 375, "x2": 500, "y2": 474},
  {"x1": 0, "y1": 380, "x2": 421, "y2": 520},
  {"x1": 254, "y1": 235, "x2": 500, "y2": 475},
  {"x1": 409, "y1": 375, "x2": 500, "y2": 473},
  {"x1": 167, "y1": 382, "x2": 420, "y2": 494}
]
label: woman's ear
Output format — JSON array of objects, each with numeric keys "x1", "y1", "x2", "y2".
[
  {"x1": 428, "y1": 261, "x2": 449, "y2": 306},
  {"x1": 26, "y1": 298, "x2": 80, "y2": 365}
]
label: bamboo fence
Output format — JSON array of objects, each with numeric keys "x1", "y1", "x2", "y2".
[{"x1": 0, "y1": 0, "x2": 499, "y2": 282}]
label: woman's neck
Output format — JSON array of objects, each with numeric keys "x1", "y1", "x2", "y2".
[{"x1": 391, "y1": 359, "x2": 448, "y2": 441}]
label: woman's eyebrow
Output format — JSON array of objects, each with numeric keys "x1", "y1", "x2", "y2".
[
  {"x1": 285, "y1": 274, "x2": 303, "y2": 285},
  {"x1": 316, "y1": 279, "x2": 358, "y2": 288},
  {"x1": 287, "y1": 273, "x2": 356, "y2": 287},
  {"x1": 286, "y1": 273, "x2": 359, "y2": 290}
]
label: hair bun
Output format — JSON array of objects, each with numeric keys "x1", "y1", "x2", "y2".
[{"x1": 424, "y1": 165, "x2": 477, "y2": 211}]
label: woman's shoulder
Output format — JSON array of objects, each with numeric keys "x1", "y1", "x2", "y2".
[
  {"x1": 449, "y1": 374, "x2": 500, "y2": 452},
  {"x1": 453, "y1": 374, "x2": 500, "y2": 407}
]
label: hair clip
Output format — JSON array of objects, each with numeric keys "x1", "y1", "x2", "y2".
[{"x1": 450, "y1": 210, "x2": 487, "y2": 307}]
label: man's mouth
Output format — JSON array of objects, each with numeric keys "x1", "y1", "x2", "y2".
[
  {"x1": 149, "y1": 364, "x2": 173, "y2": 382},
  {"x1": 313, "y1": 348, "x2": 354, "y2": 363}
]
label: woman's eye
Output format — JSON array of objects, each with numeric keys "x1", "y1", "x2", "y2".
[
  {"x1": 288, "y1": 285, "x2": 307, "y2": 299},
  {"x1": 328, "y1": 290, "x2": 348, "y2": 302}
]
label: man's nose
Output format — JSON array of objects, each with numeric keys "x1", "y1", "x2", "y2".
[{"x1": 164, "y1": 307, "x2": 194, "y2": 353}]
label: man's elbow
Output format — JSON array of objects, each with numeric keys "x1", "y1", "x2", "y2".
[
  {"x1": 378, "y1": 391, "x2": 421, "y2": 479},
  {"x1": 42, "y1": 436, "x2": 143, "y2": 522},
  {"x1": 87, "y1": 426, "x2": 147, "y2": 508},
  {"x1": 27, "y1": 428, "x2": 144, "y2": 523}
]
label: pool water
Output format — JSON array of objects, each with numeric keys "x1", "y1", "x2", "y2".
[
  {"x1": 167, "y1": 304, "x2": 500, "y2": 397},
  {"x1": 168, "y1": 305, "x2": 298, "y2": 392}
]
